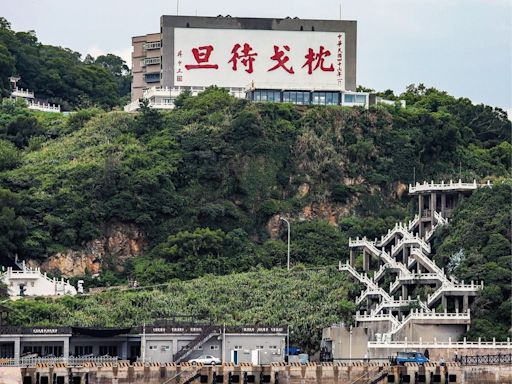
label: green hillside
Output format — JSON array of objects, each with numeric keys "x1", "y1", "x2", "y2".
[
  {"x1": 0, "y1": 82, "x2": 510, "y2": 345},
  {"x1": 0, "y1": 18, "x2": 130, "y2": 109}
]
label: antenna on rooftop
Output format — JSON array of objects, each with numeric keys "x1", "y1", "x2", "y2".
[
  {"x1": 177, "y1": 0, "x2": 180, "y2": 15},
  {"x1": 339, "y1": 1, "x2": 342, "y2": 20}
]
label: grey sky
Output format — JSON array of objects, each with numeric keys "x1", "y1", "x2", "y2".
[{"x1": 3, "y1": 0, "x2": 511, "y2": 111}]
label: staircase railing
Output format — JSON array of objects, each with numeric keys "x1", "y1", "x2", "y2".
[{"x1": 173, "y1": 326, "x2": 219, "y2": 363}]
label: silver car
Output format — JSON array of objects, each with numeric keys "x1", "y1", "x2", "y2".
[{"x1": 188, "y1": 355, "x2": 222, "y2": 365}]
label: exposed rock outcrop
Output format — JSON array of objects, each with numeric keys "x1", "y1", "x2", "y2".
[{"x1": 28, "y1": 223, "x2": 144, "y2": 278}]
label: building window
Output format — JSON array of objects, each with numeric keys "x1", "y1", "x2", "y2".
[
  {"x1": 312, "y1": 92, "x2": 339, "y2": 105},
  {"x1": 234, "y1": 345, "x2": 243, "y2": 350},
  {"x1": 148, "y1": 345, "x2": 157, "y2": 350},
  {"x1": 143, "y1": 41, "x2": 162, "y2": 50},
  {"x1": 161, "y1": 345, "x2": 170, "y2": 351},
  {"x1": 99, "y1": 346, "x2": 118, "y2": 356},
  {"x1": 253, "y1": 90, "x2": 281, "y2": 102},
  {"x1": 74, "y1": 346, "x2": 93, "y2": 356},
  {"x1": 210, "y1": 345, "x2": 219, "y2": 350},
  {"x1": 256, "y1": 345, "x2": 264, "y2": 349},
  {"x1": 344, "y1": 94, "x2": 355, "y2": 103},
  {"x1": 355, "y1": 95, "x2": 367, "y2": 103},
  {"x1": 283, "y1": 91, "x2": 310, "y2": 105},
  {"x1": 143, "y1": 57, "x2": 161, "y2": 66},
  {"x1": 144, "y1": 73, "x2": 161, "y2": 83}
]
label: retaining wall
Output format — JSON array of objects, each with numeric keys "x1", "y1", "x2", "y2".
[{"x1": 14, "y1": 362, "x2": 512, "y2": 384}]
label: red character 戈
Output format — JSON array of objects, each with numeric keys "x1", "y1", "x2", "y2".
[
  {"x1": 302, "y1": 46, "x2": 334, "y2": 74},
  {"x1": 268, "y1": 45, "x2": 294, "y2": 74},
  {"x1": 185, "y1": 45, "x2": 219, "y2": 70},
  {"x1": 229, "y1": 43, "x2": 258, "y2": 73}
]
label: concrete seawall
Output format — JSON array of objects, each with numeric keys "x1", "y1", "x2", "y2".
[{"x1": 15, "y1": 362, "x2": 512, "y2": 384}]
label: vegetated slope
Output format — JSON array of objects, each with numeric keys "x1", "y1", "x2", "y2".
[
  {"x1": 434, "y1": 182, "x2": 512, "y2": 340},
  {"x1": 0, "y1": 86, "x2": 510, "y2": 285},
  {"x1": 1, "y1": 85, "x2": 511, "y2": 279},
  {"x1": 0, "y1": 18, "x2": 130, "y2": 109},
  {"x1": 6, "y1": 267, "x2": 358, "y2": 352}
]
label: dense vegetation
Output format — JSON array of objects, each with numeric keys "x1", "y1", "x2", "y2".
[
  {"x1": 0, "y1": 18, "x2": 130, "y2": 109},
  {"x1": 435, "y1": 182, "x2": 511, "y2": 340},
  {"x1": 0, "y1": 74, "x2": 509, "y2": 343},
  {"x1": 7, "y1": 267, "x2": 359, "y2": 352}
]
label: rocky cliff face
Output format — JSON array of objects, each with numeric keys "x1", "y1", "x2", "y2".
[{"x1": 28, "y1": 223, "x2": 144, "y2": 277}]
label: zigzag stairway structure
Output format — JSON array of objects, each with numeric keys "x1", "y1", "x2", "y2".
[{"x1": 336, "y1": 180, "x2": 491, "y2": 353}]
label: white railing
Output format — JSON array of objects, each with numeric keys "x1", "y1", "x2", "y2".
[
  {"x1": 391, "y1": 236, "x2": 431, "y2": 257},
  {"x1": 371, "y1": 298, "x2": 431, "y2": 316},
  {"x1": 410, "y1": 248, "x2": 449, "y2": 281},
  {"x1": 1, "y1": 263, "x2": 76, "y2": 296},
  {"x1": 356, "y1": 287, "x2": 392, "y2": 305},
  {"x1": 378, "y1": 222, "x2": 410, "y2": 246},
  {"x1": 434, "y1": 210, "x2": 448, "y2": 226},
  {"x1": 349, "y1": 237, "x2": 381, "y2": 257},
  {"x1": 408, "y1": 214, "x2": 420, "y2": 231},
  {"x1": 356, "y1": 313, "x2": 400, "y2": 328},
  {"x1": 427, "y1": 281, "x2": 482, "y2": 307},
  {"x1": 11, "y1": 87, "x2": 34, "y2": 98},
  {"x1": 28, "y1": 101, "x2": 60, "y2": 113},
  {"x1": 368, "y1": 337, "x2": 512, "y2": 349},
  {"x1": 409, "y1": 179, "x2": 483, "y2": 194},
  {"x1": 388, "y1": 309, "x2": 471, "y2": 336},
  {"x1": 124, "y1": 100, "x2": 140, "y2": 112}
]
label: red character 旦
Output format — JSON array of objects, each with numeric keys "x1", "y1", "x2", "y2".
[
  {"x1": 302, "y1": 46, "x2": 334, "y2": 74},
  {"x1": 268, "y1": 45, "x2": 294, "y2": 74},
  {"x1": 185, "y1": 45, "x2": 219, "y2": 70},
  {"x1": 229, "y1": 43, "x2": 258, "y2": 73}
]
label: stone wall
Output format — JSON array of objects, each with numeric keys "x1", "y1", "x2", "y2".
[{"x1": 16, "y1": 361, "x2": 512, "y2": 384}]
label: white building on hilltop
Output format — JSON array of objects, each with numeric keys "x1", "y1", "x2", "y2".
[
  {"x1": 0, "y1": 262, "x2": 76, "y2": 298},
  {"x1": 8, "y1": 76, "x2": 61, "y2": 113}
]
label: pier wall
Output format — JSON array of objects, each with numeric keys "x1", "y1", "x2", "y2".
[{"x1": 14, "y1": 362, "x2": 512, "y2": 384}]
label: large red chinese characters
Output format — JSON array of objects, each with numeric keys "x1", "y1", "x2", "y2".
[
  {"x1": 268, "y1": 45, "x2": 294, "y2": 74},
  {"x1": 228, "y1": 43, "x2": 258, "y2": 74},
  {"x1": 302, "y1": 46, "x2": 334, "y2": 75},
  {"x1": 185, "y1": 45, "x2": 219, "y2": 70}
]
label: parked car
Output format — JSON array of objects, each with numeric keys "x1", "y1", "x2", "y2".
[
  {"x1": 392, "y1": 351, "x2": 429, "y2": 365},
  {"x1": 188, "y1": 355, "x2": 222, "y2": 365}
]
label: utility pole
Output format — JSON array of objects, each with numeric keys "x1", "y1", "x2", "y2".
[
  {"x1": 280, "y1": 218, "x2": 291, "y2": 271},
  {"x1": 176, "y1": 0, "x2": 179, "y2": 15}
]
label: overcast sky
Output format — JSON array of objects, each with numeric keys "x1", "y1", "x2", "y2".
[{"x1": 2, "y1": 0, "x2": 511, "y2": 111}]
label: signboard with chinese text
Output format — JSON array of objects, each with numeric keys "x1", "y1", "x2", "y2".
[{"x1": 174, "y1": 28, "x2": 345, "y2": 90}]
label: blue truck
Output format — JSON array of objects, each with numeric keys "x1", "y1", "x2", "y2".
[{"x1": 392, "y1": 351, "x2": 429, "y2": 365}]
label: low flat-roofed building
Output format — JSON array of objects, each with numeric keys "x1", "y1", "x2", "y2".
[{"x1": 0, "y1": 323, "x2": 287, "y2": 365}]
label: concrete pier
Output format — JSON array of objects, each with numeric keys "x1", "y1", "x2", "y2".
[{"x1": 14, "y1": 362, "x2": 512, "y2": 384}]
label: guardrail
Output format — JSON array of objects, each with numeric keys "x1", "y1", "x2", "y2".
[
  {"x1": 409, "y1": 180, "x2": 484, "y2": 194},
  {"x1": 456, "y1": 353, "x2": 512, "y2": 365}
]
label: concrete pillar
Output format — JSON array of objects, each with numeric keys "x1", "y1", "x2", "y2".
[
  {"x1": 441, "y1": 295, "x2": 447, "y2": 311},
  {"x1": 63, "y1": 337, "x2": 69, "y2": 359},
  {"x1": 349, "y1": 249, "x2": 355, "y2": 266},
  {"x1": 401, "y1": 285, "x2": 407, "y2": 299},
  {"x1": 363, "y1": 250, "x2": 369, "y2": 272},
  {"x1": 454, "y1": 297, "x2": 460, "y2": 313},
  {"x1": 418, "y1": 194, "x2": 423, "y2": 217},
  {"x1": 441, "y1": 193, "x2": 446, "y2": 217},
  {"x1": 14, "y1": 337, "x2": 20, "y2": 364},
  {"x1": 463, "y1": 295, "x2": 469, "y2": 312},
  {"x1": 431, "y1": 193, "x2": 437, "y2": 227}
]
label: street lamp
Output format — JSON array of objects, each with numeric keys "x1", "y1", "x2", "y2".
[{"x1": 280, "y1": 218, "x2": 291, "y2": 271}]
